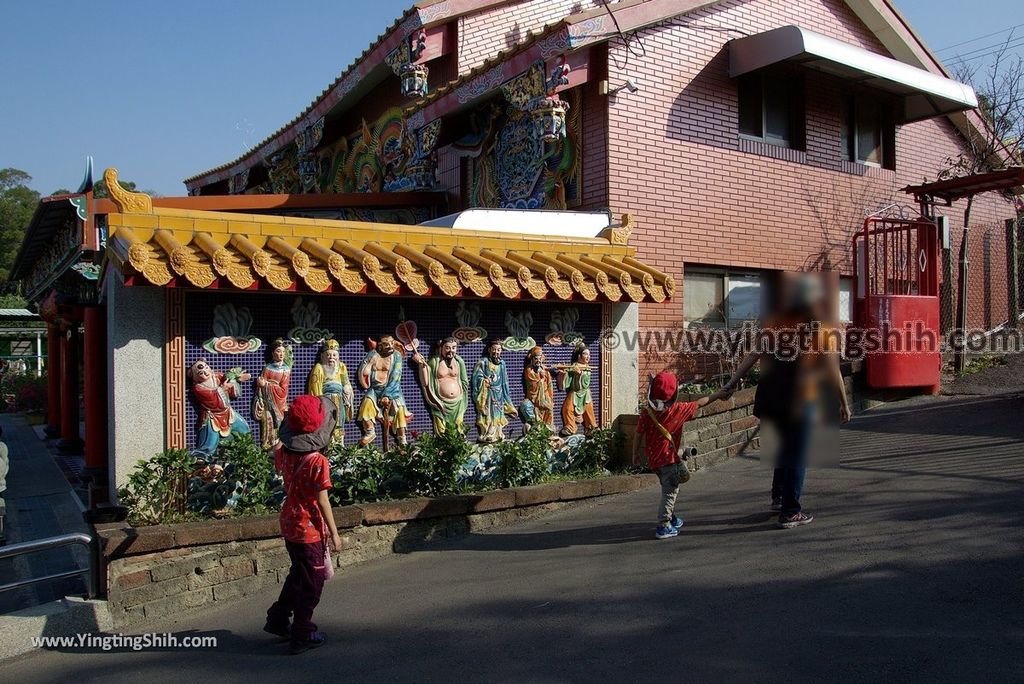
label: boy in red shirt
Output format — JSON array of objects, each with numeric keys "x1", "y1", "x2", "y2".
[
  {"x1": 632, "y1": 372, "x2": 728, "y2": 539},
  {"x1": 264, "y1": 395, "x2": 343, "y2": 654}
]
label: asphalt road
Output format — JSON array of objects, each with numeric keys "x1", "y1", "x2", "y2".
[{"x1": 7, "y1": 393, "x2": 1024, "y2": 683}]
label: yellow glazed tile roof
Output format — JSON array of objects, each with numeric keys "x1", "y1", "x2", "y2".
[{"x1": 102, "y1": 169, "x2": 673, "y2": 303}]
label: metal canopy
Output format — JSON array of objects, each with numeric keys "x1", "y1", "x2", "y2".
[
  {"x1": 902, "y1": 167, "x2": 1024, "y2": 203},
  {"x1": 729, "y1": 25, "x2": 978, "y2": 123}
]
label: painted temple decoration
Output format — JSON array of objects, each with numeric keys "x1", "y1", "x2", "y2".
[
  {"x1": 102, "y1": 173, "x2": 675, "y2": 450},
  {"x1": 452, "y1": 301, "x2": 487, "y2": 343},
  {"x1": 203, "y1": 303, "x2": 261, "y2": 354},
  {"x1": 411, "y1": 337, "x2": 469, "y2": 434},
  {"x1": 288, "y1": 297, "x2": 332, "y2": 344},
  {"x1": 229, "y1": 169, "x2": 249, "y2": 195},
  {"x1": 546, "y1": 307, "x2": 583, "y2": 346},
  {"x1": 503, "y1": 311, "x2": 536, "y2": 351},
  {"x1": 357, "y1": 335, "x2": 410, "y2": 448},
  {"x1": 317, "y1": 107, "x2": 410, "y2": 194},
  {"x1": 519, "y1": 346, "x2": 555, "y2": 434},
  {"x1": 471, "y1": 340, "x2": 518, "y2": 443},
  {"x1": 387, "y1": 28, "x2": 430, "y2": 99},
  {"x1": 296, "y1": 117, "x2": 326, "y2": 191},
  {"x1": 556, "y1": 344, "x2": 596, "y2": 437},
  {"x1": 455, "y1": 87, "x2": 581, "y2": 210},
  {"x1": 306, "y1": 339, "x2": 354, "y2": 446},
  {"x1": 252, "y1": 339, "x2": 293, "y2": 449},
  {"x1": 394, "y1": 310, "x2": 421, "y2": 353},
  {"x1": 527, "y1": 56, "x2": 572, "y2": 142},
  {"x1": 189, "y1": 359, "x2": 252, "y2": 457}
]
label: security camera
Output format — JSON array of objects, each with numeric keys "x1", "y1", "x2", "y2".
[{"x1": 623, "y1": 78, "x2": 639, "y2": 93}]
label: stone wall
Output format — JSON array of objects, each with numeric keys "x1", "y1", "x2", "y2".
[{"x1": 96, "y1": 475, "x2": 656, "y2": 627}]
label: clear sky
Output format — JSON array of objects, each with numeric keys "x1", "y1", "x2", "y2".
[{"x1": 2, "y1": 0, "x2": 1022, "y2": 196}]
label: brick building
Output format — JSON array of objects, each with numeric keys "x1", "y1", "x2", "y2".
[{"x1": 185, "y1": 0, "x2": 1014, "y2": 386}]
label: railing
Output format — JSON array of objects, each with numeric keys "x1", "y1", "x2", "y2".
[{"x1": 0, "y1": 533, "x2": 100, "y2": 599}]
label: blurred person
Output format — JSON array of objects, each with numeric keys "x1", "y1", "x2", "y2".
[{"x1": 722, "y1": 273, "x2": 851, "y2": 529}]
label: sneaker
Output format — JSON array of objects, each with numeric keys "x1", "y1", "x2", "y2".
[
  {"x1": 655, "y1": 524, "x2": 679, "y2": 539},
  {"x1": 770, "y1": 498, "x2": 782, "y2": 512},
  {"x1": 777, "y1": 512, "x2": 814, "y2": 529},
  {"x1": 670, "y1": 515, "x2": 684, "y2": 530},
  {"x1": 263, "y1": 621, "x2": 290, "y2": 639},
  {"x1": 290, "y1": 631, "x2": 327, "y2": 655}
]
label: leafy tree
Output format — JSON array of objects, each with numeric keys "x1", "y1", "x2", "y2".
[
  {"x1": 92, "y1": 176, "x2": 138, "y2": 199},
  {"x1": 0, "y1": 169, "x2": 41, "y2": 281},
  {"x1": 92, "y1": 177, "x2": 161, "y2": 199}
]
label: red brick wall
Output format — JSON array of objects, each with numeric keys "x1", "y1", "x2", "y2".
[
  {"x1": 599, "y1": 0, "x2": 1015, "y2": 378},
  {"x1": 458, "y1": 0, "x2": 604, "y2": 74}
]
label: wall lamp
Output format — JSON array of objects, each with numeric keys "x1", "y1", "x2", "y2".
[{"x1": 598, "y1": 78, "x2": 640, "y2": 96}]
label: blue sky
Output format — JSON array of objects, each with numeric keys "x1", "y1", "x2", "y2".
[{"x1": 2, "y1": 0, "x2": 1021, "y2": 196}]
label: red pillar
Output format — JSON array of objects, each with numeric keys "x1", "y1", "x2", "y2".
[
  {"x1": 58, "y1": 325, "x2": 83, "y2": 452},
  {"x1": 45, "y1": 324, "x2": 63, "y2": 435},
  {"x1": 83, "y1": 307, "x2": 108, "y2": 470}
]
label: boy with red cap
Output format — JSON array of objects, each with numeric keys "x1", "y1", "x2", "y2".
[
  {"x1": 633, "y1": 372, "x2": 728, "y2": 539},
  {"x1": 264, "y1": 394, "x2": 343, "y2": 654}
]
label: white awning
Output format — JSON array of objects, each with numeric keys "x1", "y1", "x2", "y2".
[{"x1": 729, "y1": 25, "x2": 978, "y2": 123}]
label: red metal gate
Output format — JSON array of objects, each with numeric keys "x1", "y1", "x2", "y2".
[{"x1": 852, "y1": 217, "x2": 941, "y2": 392}]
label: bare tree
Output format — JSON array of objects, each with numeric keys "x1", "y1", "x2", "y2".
[{"x1": 938, "y1": 35, "x2": 1024, "y2": 370}]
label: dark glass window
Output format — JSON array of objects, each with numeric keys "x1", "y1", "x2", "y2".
[
  {"x1": 843, "y1": 93, "x2": 894, "y2": 169},
  {"x1": 737, "y1": 70, "x2": 803, "y2": 148}
]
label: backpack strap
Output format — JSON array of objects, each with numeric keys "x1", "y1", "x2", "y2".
[{"x1": 643, "y1": 406, "x2": 676, "y2": 449}]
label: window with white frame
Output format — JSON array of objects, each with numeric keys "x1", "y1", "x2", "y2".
[{"x1": 684, "y1": 268, "x2": 768, "y2": 328}]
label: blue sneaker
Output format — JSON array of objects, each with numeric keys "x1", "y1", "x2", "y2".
[
  {"x1": 670, "y1": 515, "x2": 684, "y2": 530},
  {"x1": 655, "y1": 523, "x2": 679, "y2": 539}
]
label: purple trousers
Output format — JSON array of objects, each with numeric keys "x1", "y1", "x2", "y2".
[{"x1": 266, "y1": 540, "x2": 326, "y2": 640}]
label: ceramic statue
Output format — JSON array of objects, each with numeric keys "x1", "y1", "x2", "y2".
[
  {"x1": 357, "y1": 335, "x2": 410, "y2": 448},
  {"x1": 252, "y1": 338, "x2": 293, "y2": 449},
  {"x1": 471, "y1": 339, "x2": 518, "y2": 443},
  {"x1": 189, "y1": 359, "x2": 251, "y2": 456},
  {"x1": 306, "y1": 338, "x2": 354, "y2": 445},
  {"x1": 412, "y1": 337, "x2": 469, "y2": 434},
  {"x1": 518, "y1": 346, "x2": 555, "y2": 433},
  {"x1": 556, "y1": 344, "x2": 596, "y2": 436}
]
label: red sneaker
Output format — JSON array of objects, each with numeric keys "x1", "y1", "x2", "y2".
[{"x1": 778, "y1": 512, "x2": 814, "y2": 529}]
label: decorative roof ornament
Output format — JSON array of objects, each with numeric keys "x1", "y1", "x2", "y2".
[
  {"x1": 103, "y1": 168, "x2": 152, "y2": 213},
  {"x1": 527, "y1": 57, "x2": 571, "y2": 143},
  {"x1": 400, "y1": 62, "x2": 430, "y2": 99}
]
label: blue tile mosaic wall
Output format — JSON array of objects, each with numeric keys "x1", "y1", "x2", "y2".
[{"x1": 183, "y1": 291, "x2": 603, "y2": 449}]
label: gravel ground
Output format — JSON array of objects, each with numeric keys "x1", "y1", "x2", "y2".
[{"x1": 942, "y1": 346, "x2": 1024, "y2": 396}]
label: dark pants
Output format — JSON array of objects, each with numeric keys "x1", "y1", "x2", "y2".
[
  {"x1": 769, "y1": 405, "x2": 816, "y2": 516},
  {"x1": 266, "y1": 540, "x2": 326, "y2": 640}
]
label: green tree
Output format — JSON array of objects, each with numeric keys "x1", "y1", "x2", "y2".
[
  {"x1": 0, "y1": 168, "x2": 41, "y2": 281},
  {"x1": 92, "y1": 176, "x2": 138, "y2": 199}
]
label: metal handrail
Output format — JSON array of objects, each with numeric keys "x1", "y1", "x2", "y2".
[{"x1": 0, "y1": 532, "x2": 99, "y2": 599}]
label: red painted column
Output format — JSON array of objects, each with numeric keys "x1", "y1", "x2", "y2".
[
  {"x1": 45, "y1": 324, "x2": 62, "y2": 436},
  {"x1": 58, "y1": 324, "x2": 83, "y2": 452},
  {"x1": 83, "y1": 307, "x2": 108, "y2": 470}
]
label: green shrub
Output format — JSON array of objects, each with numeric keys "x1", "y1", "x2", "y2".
[
  {"x1": 1, "y1": 372, "x2": 47, "y2": 413},
  {"x1": 496, "y1": 425, "x2": 552, "y2": 488},
  {"x1": 325, "y1": 442, "x2": 397, "y2": 505},
  {"x1": 118, "y1": 448, "x2": 194, "y2": 525},
  {"x1": 569, "y1": 428, "x2": 620, "y2": 473},
  {"x1": 215, "y1": 433, "x2": 277, "y2": 513},
  {"x1": 399, "y1": 422, "x2": 468, "y2": 497}
]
